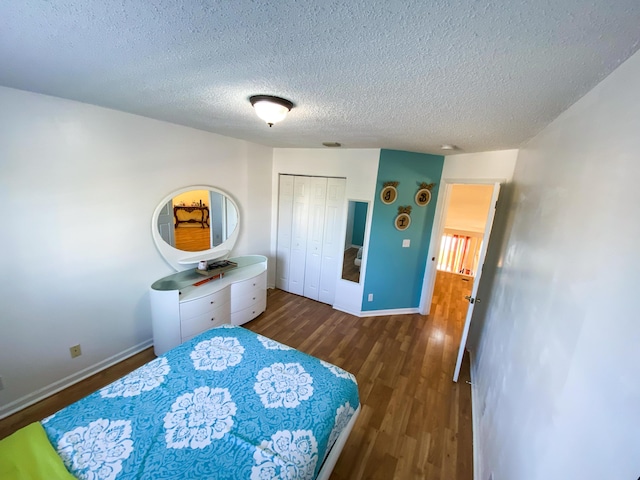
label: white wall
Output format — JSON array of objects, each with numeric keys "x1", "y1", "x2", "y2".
[
  {"x1": 472, "y1": 51, "x2": 640, "y2": 479},
  {"x1": 271, "y1": 148, "x2": 380, "y2": 315},
  {"x1": 0, "y1": 86, "x2": 273, "y2": 416},
  {"x1": 442, "y1": 149, "x2": 519, "y2": 180}
]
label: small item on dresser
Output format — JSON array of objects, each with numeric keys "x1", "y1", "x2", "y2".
[
  {"x1": 198, "y1": 260, "x2": 208, "y2": 270},
  {"x1": 193, "y1": 274, "x2": 222, "y2": 286},
  {"x1": 195, "y1": 259, "x2": 238, "y2": 277}
]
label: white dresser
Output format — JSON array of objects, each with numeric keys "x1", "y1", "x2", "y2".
[{"x1": 150, "y1": 255, "x2": 267, "y2": 355}]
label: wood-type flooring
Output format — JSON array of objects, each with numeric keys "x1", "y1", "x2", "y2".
[
  {"x1": 174, "y1": 225, "x2": 210, "y2": 251},
  {"x1": 0, "y1": 270, "x2": 473, "y2": 479}
]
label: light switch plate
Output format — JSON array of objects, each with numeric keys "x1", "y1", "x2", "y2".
[{"x1": 402, "y1": 239, "x2": 410, "y2": 247}]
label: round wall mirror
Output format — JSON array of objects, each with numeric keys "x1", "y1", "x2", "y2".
[{"x1": 151, "y1": 185, "x2": 240, "y2": 271}]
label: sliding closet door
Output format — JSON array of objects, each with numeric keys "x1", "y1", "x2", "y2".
[
  {"x1": 288, "y1": 176, "x2": 310, "y2": 296},
  {"x1": 303, "y1": 177, "x2": 328, "y2": 300},
  {"x1": 275, "y1": 175, "x2": 294, "y2": 291},
  {"x1": 276, "y1": 174, "x2": 347, "y2": 305},
  {"x1": 318, "y1": 178, "x2": 346, "y2": 304}
]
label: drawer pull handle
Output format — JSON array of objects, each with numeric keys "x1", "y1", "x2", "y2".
[
  {"x1": 210, "y1": 301, "x2": 214, "y2": 304},
  {"x1": 252, "y1": 297, "x2": 256, "y2": 300},
  {"x1": 210, "y1": 317, "x2": 215, "y2": 322},
  {"x1": 252, "y1": 283, "x2": 256, "y2": 286}
]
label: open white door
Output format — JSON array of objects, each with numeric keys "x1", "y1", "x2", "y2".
[
  {"x1": 453, "y1": 182, "x2": 501, "y2": 382},
  {"x1": 157, "y1": 200, "x2": 175, "y2": 247}
]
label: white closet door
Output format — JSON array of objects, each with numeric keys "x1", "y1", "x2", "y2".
[
  {"x1": 303, "y1": 177, "x2": 328, "y2": 300},
  {"x1": 276, "y1": 175, "x2": 294, "y2": 291},
  {"x1": 288, "y1": 176, "x2": 310, "y2": 296},
  {"x1": 319, "y1": 178, "x2": 346, "y2": 304}
]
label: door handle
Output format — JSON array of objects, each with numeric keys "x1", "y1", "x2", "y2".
[{"x1": 464, "y1": 295, "x2": 475, "y2": 304}]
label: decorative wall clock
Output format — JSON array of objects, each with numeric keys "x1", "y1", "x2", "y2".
[
  {"x1": 415, "y1": 182, "x2": 435, "y2": 206},
  {"x1": 380, "y1": 181, "x2": 399, "y2": 205},
  {"x1": 395, "y1": 206, "x2": 412, "y2": 231}
]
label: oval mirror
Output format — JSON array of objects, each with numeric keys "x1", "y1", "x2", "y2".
[{"x1": 151, "y1": 185, "x2": 240, "y2": 271}]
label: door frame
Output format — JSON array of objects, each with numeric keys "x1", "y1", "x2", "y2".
[
  {"x1": 419, "y1": 178, "x2": 505, "y2": 381},
  {"x1": 418, "y1": 177, "x2": 506, "y2": 315}
]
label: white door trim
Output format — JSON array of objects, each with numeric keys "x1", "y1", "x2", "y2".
[
  {"x1": 418, "y1": 177, "x2": 506, "y2": 316},
  {"x1": 453, "y1": 182, "x2": 501, "y2": 382}
]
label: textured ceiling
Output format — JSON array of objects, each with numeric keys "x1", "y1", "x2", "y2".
[{"x1": 1, "y1": 1, "x2": 639, "y2": 154}]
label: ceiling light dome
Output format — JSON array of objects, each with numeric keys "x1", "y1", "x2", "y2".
[{"x1": 250, "y1": 95, "x2": 294, "y2": 127}]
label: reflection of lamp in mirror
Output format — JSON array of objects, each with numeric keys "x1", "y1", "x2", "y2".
[{"x1": 341, "y1": 200, "x2": 369, "y2": 284}]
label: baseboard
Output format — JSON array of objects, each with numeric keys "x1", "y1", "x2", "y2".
[
  {"x1": 469, "y1": 350, "x2": 481, "y2": 480},
  {"x1": 333, "y1": 305, "x2": 420, "y2": 317},
  {"x1": 359, "y1": 307, "x2": 420, "y2": 317},
  {"x1": 332, "y1": 305, "x2": 362, "y2": 317},
  {"x1": 0, "y1": 339, "x2": 153, "y2": 420}
]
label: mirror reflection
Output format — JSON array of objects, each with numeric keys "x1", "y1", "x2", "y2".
[
  {"x1": 157, "y1": 189, "x2": 238, "y2": 252},
  {"x1": 341, "y1": 200, "x2": 369, "y2": 283}
]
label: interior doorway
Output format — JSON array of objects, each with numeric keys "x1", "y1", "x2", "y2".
[{"x1": 424, "y1": 181, "x2": 501, "y2": 381}]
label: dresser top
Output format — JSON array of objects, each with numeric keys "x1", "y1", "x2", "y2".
[{"x1": 151, "y1": 255, "x2": 267, "y2": 300}]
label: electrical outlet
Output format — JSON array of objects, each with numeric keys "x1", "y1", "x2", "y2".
[
  {"x1": 368, "y1": 293, "x2": 373, "y2": 302},
  {"x1": 69, "y1": 344, "x2": 82, "y2": 358},
  {"x1": 402, "y1": 239, "x2": 410, "y2": 247},
  {"x1": 0, "y1": 376, "x2": 4, "y2": 391}
]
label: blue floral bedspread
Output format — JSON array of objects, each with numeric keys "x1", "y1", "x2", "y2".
[{"x1": 41, "y1": 325, "x2": 359, "y2": 480}]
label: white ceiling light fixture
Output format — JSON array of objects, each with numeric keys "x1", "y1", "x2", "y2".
[
  {"x1": 249, "y1": 95, "x2": 294, "y2": 127},
  {"x1": 441, "y1": 144, "x2": 456, "y2": 150}
]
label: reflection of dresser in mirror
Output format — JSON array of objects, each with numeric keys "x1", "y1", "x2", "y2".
[
  {"x1": 150, "y1": 255, "x2": 267, "y2": 355},
  {"x1": 173, "y1": 205, "x2": 209, "y2": 228}
]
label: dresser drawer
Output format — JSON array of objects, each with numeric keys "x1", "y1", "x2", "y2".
[
  {"x1": 230, "y1": 296, "x2": 267, "y2": 326},
  {"x1": 181, "y1": 302, "x2": 231, "y2": 339},
  {"x1": 231, "y1": 288, "x2": 266, "y2": 312},
  {"x1": 180, "y1": 288, "x2": 230, "y2": 319},
  {"x1": 230, "y1": 272, "x2": 267, "y2": 312},
  {"x1": 231, "y1": 271, "x2": 266, "y2": 297}
]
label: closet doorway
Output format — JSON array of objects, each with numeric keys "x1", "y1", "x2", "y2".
[{"x1": 276, "y1": 174, "x2": 346, "y2": 305}]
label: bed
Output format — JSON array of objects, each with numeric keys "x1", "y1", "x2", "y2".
[{"x1": 1, "y1": 326, "x2": 360, "y2": 480}]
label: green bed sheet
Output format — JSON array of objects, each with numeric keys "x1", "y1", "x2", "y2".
[{"x1": 0, "y1": 422, "x2": 75, "y2": 480}]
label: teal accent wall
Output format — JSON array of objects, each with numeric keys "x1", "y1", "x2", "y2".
[
  {"x1": 351, "y1": 201, "x2": 368, "y2": 246},
  {"x1": 362, "y1": 149, "x2": 444, "y2": 311}
]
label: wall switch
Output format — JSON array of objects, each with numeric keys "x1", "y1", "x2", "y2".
[
  {"x1": 0, "y1": 376, "x2": 4, "y2": 391},
  {"x1": 402, "y1": 239, "x2": 410, "y2": 247},
  {"x1": 368, "y1": 293, "x2": 373, "y2": 302},
  {"x1": 70, "y1": 344, "x2": 82, "y2": 358}
]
